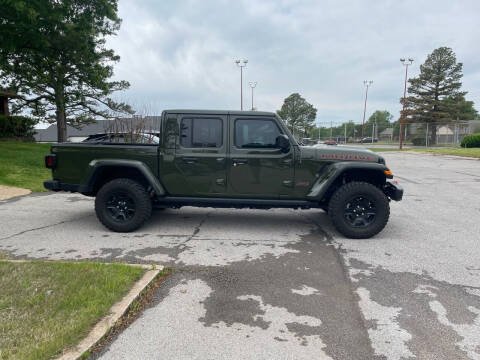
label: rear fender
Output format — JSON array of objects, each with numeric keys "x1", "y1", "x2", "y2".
[{"x1": 86, "y1": 159, "x2": 165, "y2": 196}]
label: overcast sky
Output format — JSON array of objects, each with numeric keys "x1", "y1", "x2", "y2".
[{"x1": 106, "y1": 0, "x2": 480, "y2": 125}]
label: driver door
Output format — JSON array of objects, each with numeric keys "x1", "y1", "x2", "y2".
[{"x1": 228, "y1": 116, "x2": 294, "y2": 198}]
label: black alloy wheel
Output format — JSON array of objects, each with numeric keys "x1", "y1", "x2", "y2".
[
  {"x1": 95, "y1": 178, "x2": 152, "y2": 232},
  {"x1": 344, "y1": 196, "x2": 376, "y2": 228},
  {"x1": 106, "y1": 192, "x2": 136, "y2": 222},
  {"x1": 328, "y1": 181, "x2": 390, "y2": 239}
]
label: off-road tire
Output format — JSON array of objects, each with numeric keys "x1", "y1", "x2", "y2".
[
  {"x1": 95, "y1": 178, "x2": 152, "y2": 232},
  {"x1": 328, "y1": 181, "x2": 390, "y2": 239}
]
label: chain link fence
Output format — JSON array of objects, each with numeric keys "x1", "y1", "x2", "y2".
[
  {"x1": 377, "y1": 121, "x2": 480, "y2": 147},
  {"x1": 307, "y1": 120, "x2": 480, "y2": 147}
]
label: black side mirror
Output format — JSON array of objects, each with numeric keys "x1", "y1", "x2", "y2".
[{"x1": 275, "y1": 134, "x2": 290, "y2": 153}]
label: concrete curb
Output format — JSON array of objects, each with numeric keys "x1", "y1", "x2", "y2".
[
  {"x1": 58, "y1": 263, "x2": 164, "y2": 360},
  {"x1": 0, "y1": 260, "x2": 164, "y2": 360},
  {"x1": 0, "y1": 185, "x2": 31, "y2": 200}
]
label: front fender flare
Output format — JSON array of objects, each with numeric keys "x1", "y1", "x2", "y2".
[
  {"x1": 306, "y1": 162, "x2": 388, "y2": 201},
  {"x1": 86, "y1": 159, "x2": 165, "y2": 196}
]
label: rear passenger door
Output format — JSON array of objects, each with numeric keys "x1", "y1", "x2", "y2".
[{"x1": 172, "y1": 114, "x2": 228, "y2": 196}]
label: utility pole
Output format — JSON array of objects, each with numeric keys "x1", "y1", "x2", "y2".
[
  {"x1": 330, "y1": 120, "x2": 333, "y2": 139},
  {"x1": 235, "y1": 59, "x2": 248, "y2": 110},
  {"x1": 344, "y1": 123, "x2": 347, "y2": 144},
  {"x1": 372, "y1": 113, "x2": 377, "y2": 144},
  {"x1": 248, "y1": 81, "x2": 257, "y2": 110},
  {"x1": 399, "y1": 58, "x2": 413, "y2": 149},
  {"x1": 362, "y1": 80, "x2": 373, "y2": 137}
]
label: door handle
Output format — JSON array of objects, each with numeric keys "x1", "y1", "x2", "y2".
[
  {"x1": 182, "y1": 157, "x2": 198, "y2": 164},
  {"x1": 232, "y1": 158, "x2": 248, "y2": 166}
]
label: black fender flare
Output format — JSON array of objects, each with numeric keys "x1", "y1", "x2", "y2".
[
  {"x1": 86, "y1": 159, "x2": 166, "y2": 196},
  {"x1": 306, "y1": 161, "x2": 390, "y2": 201}
]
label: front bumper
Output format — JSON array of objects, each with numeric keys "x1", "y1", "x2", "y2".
[
  {"x1": 383, "y1": 181, "x2": 403, "y2": 201},
  {"x1": 44, "y1": 180, "x2": 91, "y2": 193}
]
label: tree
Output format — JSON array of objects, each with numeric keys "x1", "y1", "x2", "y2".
[
  {"x1": 306, "y1": 120, "x2": 361, "y2": 142},
  {"x1": 277, "y1": 93, "x2": 317, "y2": 138},
  {"x1": 365, "y1": 110, "x2": 393, "y2": 138},
  {"x1": 0, "y1": 115, "x2": 37, "y2": 138},
  {"x1": 441, "y1": 94, "x2": 478, "y2": 120},
  {"x1": 0, "y1": 0, "x2": 133, "y2": 142},
  {"x1": 404, "y1": 47, "x2": 475, "y2": 143}
]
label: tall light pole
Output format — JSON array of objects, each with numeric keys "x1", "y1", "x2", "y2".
[
  {"x1": 248, "y1": 81, "x2": 257, "y2": 110},
  {"x1": 361, "y1": 80, "x2": 373, "y2": 137},
  {"x1": 399, "y1": 58, "x2": 413, "y2": 150},
  {"x1": 235, "y1": 59, "x2": 248, "y2": 110}
]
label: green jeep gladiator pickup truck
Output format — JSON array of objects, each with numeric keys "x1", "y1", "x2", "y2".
[{"x1": 44, "y1": 110, "x2": 403, "y2": 238}]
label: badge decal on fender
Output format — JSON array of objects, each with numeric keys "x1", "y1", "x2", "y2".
[
  {"x1": 321, "y1": 153, "x2": 375, "y2": 161},
  {"x1": 296, "y1": 181, "x2": 310, "y2": 187}
]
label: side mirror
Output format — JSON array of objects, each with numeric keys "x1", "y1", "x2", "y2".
[{"x1": 275, "y1": 134, "x2": 290, "y2": 153}]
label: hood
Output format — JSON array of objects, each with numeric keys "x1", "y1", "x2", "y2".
[{"x1": 299, "y1": 145, "x2": 385, "y2": 164}]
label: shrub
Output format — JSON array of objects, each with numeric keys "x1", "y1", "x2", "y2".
[
  {"x1": 411, "y1": 136, "x2": 426, "y2": 146},
  {"x1": 460, "y1": 133, "x2": 480, "y2": 148},
  {"x1": 0, "y1": 115, "x2": 37, "y2": 139}
]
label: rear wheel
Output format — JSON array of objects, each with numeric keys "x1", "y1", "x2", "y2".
[
  {"x1": 95, "y1": 178, "x2": 152, "y2": 232},
  {"x1": 328, "y1": 181, "x2": 389, "y2": 239}
]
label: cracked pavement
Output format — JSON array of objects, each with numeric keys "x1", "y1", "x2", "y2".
[{"x1": 1, "y1": 152, "x2": 480, "y2": 359}]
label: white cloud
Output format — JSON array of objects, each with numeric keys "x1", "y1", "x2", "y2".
[{"x1": 106, "y1": 0, "x2": 480, "y2": 123}]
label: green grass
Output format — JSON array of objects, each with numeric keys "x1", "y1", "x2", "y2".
[
  {"x1": 0, "y1": 261, "x2": 145, "y2": 360},
  {"x1": 368, "y1": 147, "x2": 480, "y2": 158},
  {"x1": 367, "y1": 148, "x2": 404, "y2": 152},
  {"x1": 0, "y1": 142, "x2": 51, "y2": 192},
  {"x1": 408, "y1": 147, "x2": 480, "y2": 158},
  {"x1": 369, "y1": 141, "x2": 413, "y2": 145}
]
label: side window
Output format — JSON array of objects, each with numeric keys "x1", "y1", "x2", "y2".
[
  {"x1": 164, "y1": 114, "x2": 179, "y2": 149},
  {"x1": 235, "y1": 119, "x2": 282, "y2": 148},
  {"x1": 180, "y1": 117, "x2": 223, "y2": 148}
]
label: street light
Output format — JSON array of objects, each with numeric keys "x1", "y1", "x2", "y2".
[
  {"x1": 248, "y1": 81, "x2": 257, "y2": 110},
  {"x1": 362, "y1": 80, "x2": 373, "y2": 137},
  {"x1": 399, "y1": 58, "x2": 413, "y2": 150},
  {"x1": 235, "y1": 59, "x2": 248, "y2": 110}
]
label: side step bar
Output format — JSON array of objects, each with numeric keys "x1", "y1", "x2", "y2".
[{"x1": 154, "y1": 196, "x2": 319, "y2": 209}]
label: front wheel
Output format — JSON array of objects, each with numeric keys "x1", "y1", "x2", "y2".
[
  {"x1": 95, "y1": 178, "x2": 152, "y2": 232},
  {"x1": 328, "y1": 181, "x2": 390, "y2": 239}
]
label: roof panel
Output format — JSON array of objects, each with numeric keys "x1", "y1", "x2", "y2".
[{"x1": 165, "y1": 109, "x2": 276, "y2": 116}]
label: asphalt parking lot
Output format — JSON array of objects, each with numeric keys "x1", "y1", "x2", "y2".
[{"x1": 1, "y1": 152, "x2": 479, "y2": 360}]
